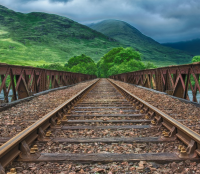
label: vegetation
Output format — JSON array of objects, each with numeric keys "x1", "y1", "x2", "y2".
[
  {"x1": 37, "y1": 63, "x2": 69, "y2": 71},
  {"x1": 0, "y1": 46, "x2": 157, "y2": 90},
  {"x1": 65, "y1": 54, "x2": 97, "y2": 75},
  {"x1": 188, "y1": 56, "x2": 200, "y2": 87},
  {"x1": 97, "y1": 47, "x2": 156, "y2": 77},
  {"x1": 37, "y1": 48, "x2": 156, "y2": 77},
  {"x1": 0, "y1": 5, "x2": 193, "y2": 68},
  {"x1": 192, "y1": 56, "x2": 200, "y2": 63},
  {"x1": 88, "y1": 19, "x2": 192, "y2": 66},
  {"x1": 0, "y1": 5, "x2": 122, "y2": 66},
  {"x1": 0, "y1": 5, "x2": 183, "y2": 79},
  {"x1": 37, "y1": 54, "x2": 97, "y2": 76}
]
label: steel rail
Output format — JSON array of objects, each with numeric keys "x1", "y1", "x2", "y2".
[
  {"x1": 108, "y1": 78, "x2": 200, "y2": 158},
  {"x1": 0, "y1": 79, "x2": 99, "y2": 169}
]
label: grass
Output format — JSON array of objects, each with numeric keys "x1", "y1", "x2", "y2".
[
  {"x1": 0, "y1": 5, "x2": 193, "y2": 68},
  {"x1": 88, "y1": 19, "x2": 193, "y2": 66},
  {"x1": 0, "y1": 5, "x2": 122, "y2": 67},
  {"x1": 0, "y1": 36, "x2": 58, "y2": 66}
]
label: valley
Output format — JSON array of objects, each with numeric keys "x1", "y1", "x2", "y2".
[
  {"x1": 88, "y1": 19, "x2": 193, "y2": 66},
  {"x1": 0, "y1": 5, "x2": 194, "y2": 68}
]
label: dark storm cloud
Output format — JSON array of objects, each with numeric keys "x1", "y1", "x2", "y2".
[
  {"x1": 0, "y1": 0, "x2": 199, "y2": 42},
  {"x1": 6, "y1": 0, "x2": 72, "y2": 3},
  {"x1": 49, "y1": 0, "x2": 73, "y2": 3},
  {"x1": 10, "y1": 0, "x2": 38, "y2": 2}
]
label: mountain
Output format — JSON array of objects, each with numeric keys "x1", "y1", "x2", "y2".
[
  {"x1": 0, "y1": 5, "x2": 122, "y2": 66},
  {"x1": 88, "y1": 19, "x2": 193, "y2": 66},
  {"x1": 162, "y1": 39, "x2": 200, "y2": 55}
]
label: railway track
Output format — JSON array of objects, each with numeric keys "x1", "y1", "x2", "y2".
[{"x1": 1, "y1": 78, "x2": 200, "y2": 173}]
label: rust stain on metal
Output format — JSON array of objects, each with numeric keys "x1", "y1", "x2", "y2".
[
  {"x1": 0, "y1": 64, "x2": 96, "y2": 103},
  {"x1": 109, "y1": 63, "x2": 200, "y2": 102}
]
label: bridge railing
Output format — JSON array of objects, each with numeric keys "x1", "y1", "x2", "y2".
[
  {"x1": 110, "y1": 62, "x2": 200, "y2": 102},
  {"x1": 0, "y1": 63, "x2": 96, "y2": 103}
]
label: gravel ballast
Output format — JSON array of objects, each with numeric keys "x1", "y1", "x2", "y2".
[
  {"x1": 111, "y1": 79, "x2": 200, "y2": 134},
  {"x1": 0, "y1": 80, "x2": 96, "y2": 137}
]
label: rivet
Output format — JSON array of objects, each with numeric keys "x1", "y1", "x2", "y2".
[
  {"x1": 46, "y1": 131, "x2": 52, "y2": 137},
  {"x1": 178, "y1": 145, "x2": 182, "y2": 150},
  {"x1": 180, "y1": 147, "x2": 187, "y2": 154},
  {"x1": 10, "y1": 168, "x2": 16, "y2": 174},
  {"x1": 32, "y1": 145, "x2": 38, "y2": 151},
  {"x1": 164, "y1": 132, "x2": 169, "y2": 137},
  {"x1": 57, "y1": 120, "x2": 61, "y2": 125},
  {"x1": 30, "y1": 148, "x2": 36, "y2": 154}
]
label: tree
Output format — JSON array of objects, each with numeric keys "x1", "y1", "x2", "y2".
[
  {"x1": 145, "y1": 62, "x2": 157, "y2": 69},
  {"x1": 192, "y1": 56, "x2": 200, "y2": 63},
  {"x1": 97, "y1": 47, "x2": 145, "y2": 77},
  {"x1": 67, "y1": 54, "x2": 97, "y2": 75},
  {"x1": 107, "y1": 59, "x2": 146, "y2": 76},
  {"x1": 67, "y1": 54, "x2": 95, "y2": 68},
  {"x1": 114, "y1": 47, "x2": 141, "y2": 64}
]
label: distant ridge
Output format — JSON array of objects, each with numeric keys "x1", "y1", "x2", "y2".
[
  {"x1": 162, "y1": 38, "x2": 200, "y2": 55},
  {"x1": 88, "y1": 19, "x2": 192, "y2": 66},
  {"x1": 0, "y1": 5, "x2": 9, "y2": 9},
  {"x1": 0, "y1": 5, "x2": 193, "y2": 67}
]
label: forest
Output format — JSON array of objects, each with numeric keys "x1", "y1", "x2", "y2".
[{"x1": 38, "y1": 47, "x2": 157, "y2": 77}]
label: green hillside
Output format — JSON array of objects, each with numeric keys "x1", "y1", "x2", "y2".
[
  {"x1": 88, "y1": 19, "x2": 193, "y2": 66},
  {"x1": 0, "y1": 5, "x2": 122, "y2": 66},
  {"x1": 162, "y1": 38, "x2": 200, "y2": 55}
]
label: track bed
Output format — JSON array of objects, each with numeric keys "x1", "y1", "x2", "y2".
[{"x1": 2, "y1": 79, "x2": 200, "y2": 173}]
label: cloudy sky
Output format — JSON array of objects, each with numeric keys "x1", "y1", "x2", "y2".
[{"x1": 0, "y1": 0, "x2": 200, "y2": 43}]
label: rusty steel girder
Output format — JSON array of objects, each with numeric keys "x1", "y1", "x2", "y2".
[
  {"x1": 0, "y1": 63, "x2": 96, "y2": 103},
  {"x1": 110, "y1": 62, "x2": 200, "y2": 102}
]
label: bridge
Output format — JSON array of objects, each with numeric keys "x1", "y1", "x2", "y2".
[
  {"x1": 0, "y1": 63, "x2": 200, "y2": 173},
  {"x1": 0, "y1": 63, "x2": 96, "y2": 104},
  {"x1": 110, "y1": 62, "x2": 200, "y2": 102}
]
